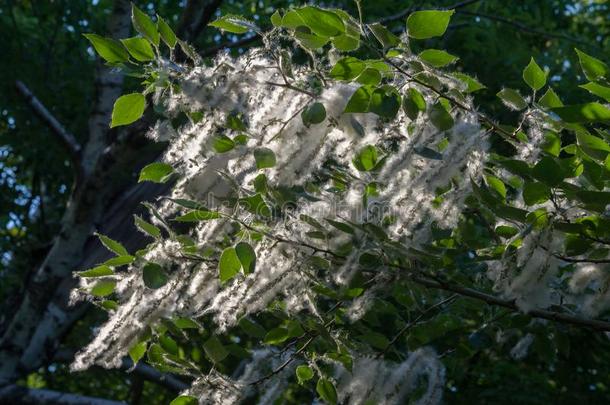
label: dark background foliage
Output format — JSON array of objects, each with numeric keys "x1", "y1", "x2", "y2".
[{"x1": 1, "y1": 0, "x2": 609, "y2": 403}]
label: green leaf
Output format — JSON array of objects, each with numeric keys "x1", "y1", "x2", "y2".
[
  {"x1": 296, "y1": 365, "x2": 314, "y2": 384},
  {"x1": 142, "y1": 263, "x2": 168, "y2": 289},
  {"x1": 369, "y1": 22, "x2": 400, "y2": 48},
  {"x1": 170, "y1": 396, "x2": 198, "y2": 405},
  {"x1": 129, "y1": 341, "x2": 147, "y2": 365},
  {"x1": 486, "y1": 175, "x2": 506, "y2": 199},
  {"x1": 131, "y1": 4, "x2": 160, "y2": 46},
  {"x1": 235, "y1": 242, "x2": 256, "y2": 274},
  {"x1": 345, "y1": 85, "x2": 374, "y2": 113},
  {"x1": 407, "y1": 10, "x2": 454, "y2": 39},
  {"x1": 539, "y1": 88, "x2": 563, "y2": 108},
  {"x1": 79, "y1": 265, "x2": 114, "y2": 278},
  {"x1": 369, "y1": 86, "x2": 401, "y2": 119},
  {"x1": 295, "y1": 6, "x2": 345, "y2": 37},
  {"x1": 402, "y1": 88, "x2": 426, "y2": 120},
  {"x1": 523, "y1": 181, "x2": 550, "y2": 205},
  {"x1": 452, "y1": 73, "x2": 485, "y2": 93},
  {"x1": 497, "y1": 88, "x2": 527, "y2": 110},
  {"x1": 522, "y1": 57, "x2": 547, "y2": 91},
  {"x1": 219, "y1": 247, "x2": 241, "y2": 282},
  {"x1": 212, "y1": 135, "x2": 235, "y2": 153},
  {"x1": 418, "y1": 49, "x2": 458, "y2": 67},
  {"x1": 134, "y1": 215, "x2": 161, "y2": 238},
  {"x1": 83, "y1": 34, "x2": 129, "y2": 63},
  {"x1": 270, "y1": 10, "x2": 283, "y2": 27},
  {"x1": 254, "y1": 148, "x2": 277, "y2": 169},
  {"x1": 173, "y1": 210, "x2": 221, "y2": 222},
  {"x1": 294, "y1": 31, "x2": 329, "y2": 49},
  {"x1": 302, "y1": 102, "x2": 327, "y2": 126},
  {"x1": 138, "y1": 162, "x2": 173, "y2": 183},
  {"x1": 240, "y1": 194, "x2": 271, "y2": 217},
  {"x1": 575, "y1": 48, "x2": 608, "y2": 82},
  {"x1": 541, "y1": 131, "x2": 561, "y2": 157},
  {"x1": 120, "y1": 37, "x2": 155, "y2": 61},
  {"x1": 111, "y1": 93, "x2": 146, "y2": 128},
  {"x1": 532, "y1": 157, "x2": 564, "y2": 186},
  {"x1": 316, "y1": 378, "x2": 338, "y2": 405},
  {"x1": 209, "y1": 15, "x2": 256, "y2": 34},
  {"x1": 551, "y1": 103, "x2": 610, "y2": 123},
  {"x1": 90, "y1": 280, "x2": 116, "y2": 297},
  {"x1": 96, "y1": 233, "x2": 129, "y2": 256},
  {"x1": 580, "y1": 82, "x2": 610, "y2": 102},
  {"x1": 203, "y1": 336, "x2": 229, "y2": 363},
  {"x1": 356, "y1": 68, "x2": 382, "y2": 86},
  {"x1": 264, "y1": 327, "x2": 290, "y2": 345},
  {"x1": 577, "y1": 131, "x2": 610, "y2": 152},
  {"x1": 157, "y1": 15, "x2": 177, "y2": 48},
  {"x1": 103, "y1": 255, "x2": 135, "y2": 267},
  {"x1": 429, "y1": 101, "x2": 454, "y2": 131},
  {"x1": 332, "y1": 34, "x2": 360, "y2": 51},
  {"x1": 330, "y1": 57, "x2": 366, "y2": 81},
  {"x1": 353, "y1": 145, "x2": 378, "y2": 171}
]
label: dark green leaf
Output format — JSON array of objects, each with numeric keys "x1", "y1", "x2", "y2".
[
  {"x1": 143, "y1": 263, "x2": 168, "y2": 289},
  {"x1": 497, "y1": 88, "x2": 527, "y2": 110},
  {"x1": 316, "y1": 378, "x2": 338, "y2": 405},
  {"x1": 302, "y1": 102, "x2": 327, "y2": 126},
  {"x1": 402, "y1": 88, "x2": 426, "y2": 120},
  {"x1": 254, "y1": 148, "x2": 276, "y2": 169},
  {"x1": 532, "y1": 157, "x2": 564, "y2": 186},
  {"x1": 429, "y1": 101, "x2": 454, "y2": 131},
  {"x1": 330, "y1": 57, "x2": 366, "y2": 81},
  {"x1": 240, "y1": 194, "x2": 271, "y2": 217},
  {"x1": 203, "y1": 336, "x2": 228, "y2": 363},
  {"x1": 523, "y1": 181, "x2": 550, "y2": 205}
]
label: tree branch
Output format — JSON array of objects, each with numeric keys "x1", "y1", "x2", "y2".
[
  {"x1": 379, "y1": 0, "x2": 482, "y2": 24},
  {"x1": 52, "y1": 349, "x2": 190, "y2": 392},
  {"x1": 455, "y1": 10, "x2": 597, "y2": 48},
  {"x1": 409, "y1": 274, "x2": 610, "y2": 332},
  {"x1": 0, "y1": 384, "x2": 126, "y2": 405},
  {"x1": 15, "y1": 80, "x2": 82, "y2": 168},
  {"x1": 178, "y1": 0, "x2": 224, "y2": 42}
]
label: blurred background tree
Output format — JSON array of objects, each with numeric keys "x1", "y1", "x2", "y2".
[{"x1": 0, "y1": 0, "x2": 609, "y2": 404}]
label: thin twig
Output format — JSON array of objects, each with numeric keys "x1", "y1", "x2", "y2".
[{"x1": 15, "y1": 80, "x2": 82, "y2": 168}]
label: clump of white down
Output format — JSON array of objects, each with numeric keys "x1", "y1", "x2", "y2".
[{"x1": 71, "y1": 48, "x2": 488, "y2": 402}]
